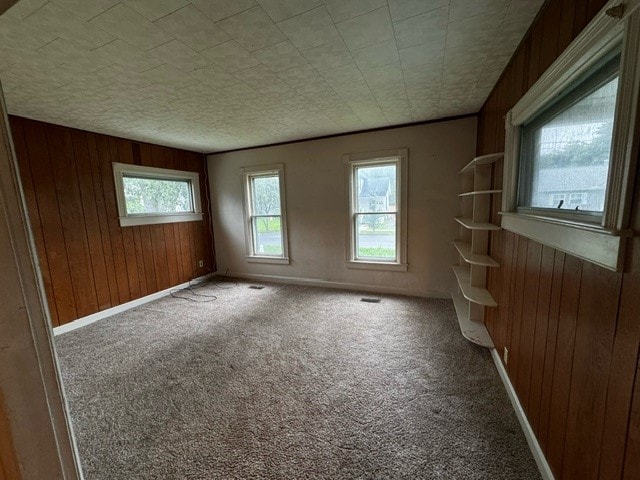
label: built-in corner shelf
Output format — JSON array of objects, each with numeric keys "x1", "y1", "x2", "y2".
[{"x1": 452, "y1": 152, "x2": 503, "y2": 349}]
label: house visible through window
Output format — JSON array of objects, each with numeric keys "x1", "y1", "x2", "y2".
[
  {"x1": 112, "y1": 163, "x2": 203, "y2": 227},
  {"x1": 242, "y1": 164, "x2": 289, "y2": 264}
]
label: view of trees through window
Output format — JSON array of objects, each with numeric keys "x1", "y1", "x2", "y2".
[
  {"x1": 355, "y1": 163, "x2": 397, "y2": 260},
  {"x1": 250, "y1": 175, "x2": 283, "y2": 256},
  {"x1": 123, "y1": 176, "x2": 192, "y2": 214}
]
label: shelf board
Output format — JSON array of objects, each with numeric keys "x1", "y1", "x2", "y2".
[
  {"x1": 453, "y1": 241, "x2": 500, "y2": 267},
  {"x1": 454, "y1": 217, "x2": 501, "y2": 231},
  {"x1": 459, "y1": 152, "x2": 504, "y2": 175},
  {"x1": 451, "y1": 291, "x2": 494, "y2": 348},
  {"x1": 458, "y1": 189, "x2": 502, "y2": 197},
  {"x1": 452, "y1": 265, "x2": 498, "y2": 307}
]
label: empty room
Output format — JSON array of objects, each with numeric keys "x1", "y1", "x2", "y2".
[{"x1": 1, "y1": 0, "x2": 640, "y2": 479}]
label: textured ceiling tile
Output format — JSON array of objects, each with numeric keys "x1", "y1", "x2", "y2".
[
  {"x1": 277, "y1": 6, "x2": 340, "y2": 51},
  {"x1": 92, "y1": 39, "x2": 163, "y2": 72},
  {"x1": 200, "y1": 40, "x2": 260, "y2": 72},
  {"x1": 89, "y1": 3, "x2": 172, "y2": 50},
  {"x1": 337, "y1": 7, "x2": 394, "y2": 51},
  {"x1": 253, "y1": 41, "x2": 308, "y2": 72},
  {"x1": 504, "y1": 0, "x2": 545, "y2": 22},
  {"x1": 323, "y1": 0, "x2": 386, "y2": 23},
  {"x1": 277, "y1": 64, "x2": 322, "y2": 88},
  {"x1": 1, "y1": 0, "x2": 47, "y2": 19},
  {"x1": 217, "y1": 6, "x2": 286, "y2": 51},
  {"x1": 257, "y1": 0, "x2": 322, "y2": 22},
  {"x1": 148, "y1": 40, "x2": 211, "y2": 71},
  {"x1": 189, "y1": 66, "x2": 238, "y2": 90},
  {"x1": 154, "y1": 5, "x2": 230, "y2": 51},
  {"x1": 124, "y1": 0, "x2": 190, "y2": 21},
  {"x1": 351, "y1": 39, "x2": 399, "y2": 71},
  {"x1": 398, "y1": 39, "x2": 445, "y2": 69},
  {"x1": 449, "y1": 0, "x2": 508, "y2": 22},
  {"x1": 301, "y1": 40, "x2": 352, "y2": 71},
  {"x1": 53, "y1": 0, "x2": 120, "y2": 21},
  {"x1": 189, "y1": 0, "x2": 256, "y2": 22},
  {"x1": 393, "y1": 6, "x2": 447, "y2": 50},
  {"x1": 446, "y1": 12, "x2": 503, "y2": 51},
  {"x1": 387, "y1": 0, "x2": 449, "y2": 22}
]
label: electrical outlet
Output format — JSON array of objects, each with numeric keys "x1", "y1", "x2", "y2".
[
  {"x1": 198, "y1": 260, "x2": 204, "y2": 268},
  {"x1": 503, "y1": 347, "x2": 509, "y2": 365}
]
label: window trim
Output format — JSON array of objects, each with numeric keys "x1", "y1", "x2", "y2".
[
  {"x1": 241, "y1": 163, "x2": 289, "y2": 265},
  {"x1": 112, "y1": 162, "x2": 203, "y2": 227},
  {"x1": 502, "y1": 1, "x2": 640, "y2": 271},
  {"x1": 343, "y1": 149, "x2": 408, "y2": 272}
]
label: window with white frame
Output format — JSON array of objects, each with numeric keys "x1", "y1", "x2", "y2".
[
  {"x1": 502, "y1": 2, "x2": 640, "y2": 271},
  {"x1": 241, "y1": 164, "x2": 289, "y2": 264},
  {"x1": 112, "y1": 163, "x2": 203, "y2": 227},
  {"x1": 344, "y1": 149, "x2": 408, "y2": 271}
]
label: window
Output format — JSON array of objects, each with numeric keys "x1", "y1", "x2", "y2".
[
  {"x1": 344, "y1": 149, "x2": 408, "y2": 271},
  {"x1": 241, "y1": 164, "x2": 289, "y2": 264},
  {"x1": 502, "y1": 5, "x2": 640, "y2": 271},
  {"x1": 112, "y1": 163, "x2": 203, "y2": 227}
]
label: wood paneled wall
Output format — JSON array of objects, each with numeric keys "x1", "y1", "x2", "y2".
[
  {"x1": 10, "y1": 116, "x2": 215, "y2": 327},
  {"x1": 476, "y1": 0, "x2": 640, "y2": 478}
]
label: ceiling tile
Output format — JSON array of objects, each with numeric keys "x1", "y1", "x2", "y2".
[
  {"x1": 217, "y1": 6, "x2": 286, "y2": 51},
  {"x1": 154, "y1": 5, "x2": 230, "y2": 51},
  {"x1": 387, "y1": 0, "x2": 448, "y2": 21},
  {"x1": 323, "y1": 0, "x2": 386, "y2": 23},
  {"x1": 446, "y1": 12, "x2": 503, "y2": 51},
  {"x1": 257, "y1": 0, "x2": 322, "y2": 22},
  {"x1": 352, "y1": 39, "x2": 399, "y2": 71},
  {"x1": 398, "y1": 39, "x2": 445, "y2": 69},
  {"x1": 449, "y1": 0, "x2": 509, "y2": 22},
  {"x1": 301, "y1": 40, "x2": 352, "y2": 71},
  {"x1": 253, "y1": 41, "x2": 308, "y2": 72},
  {"x1": 189, "y1": 66, "x2": 238, "y2": 90},
  {"x1": 92, "y1": 39, "x2": 163, "y2": 72},
  {"x1": 393, "y1": 6, "x2": 448, "y2": 50},
  {"x1": 124, "y1": 0, "x2": 190, "y2": 21},
  {"x1": 200, "y1": 40, "x2": 260, "y2": 72},
  {"x1": 148, "y1": 40, "x2": 211, "y2": 72},
  {"x1": 89, "y1": 3, "x2": 172, "y2": 50},
  {"x1": 53, "y1": 0, "x2": 121, "y2": 21},
  {"x1": 277, "y1": 6, "x2": 340, "y2": 51},
  {"x1": 277, "y1": 64, "x2": 322, "y2": 88},
  {"x1": 190, "y1": 0, "x2": 256, "y2": 22},
  {"x1": 337, "y1": 7, "x2": 394, "y2": 51}
]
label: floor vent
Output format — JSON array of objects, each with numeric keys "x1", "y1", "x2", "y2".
[
  {"x1": 249, "y1": 285, "x2": 265, "y2": 290},
  {"x1": 361, "y1": 298, "x2": 381, "y2": 303}
]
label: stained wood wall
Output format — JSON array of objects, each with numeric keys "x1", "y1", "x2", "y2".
[
  {"x1": 10, "y1": 116, "x2": 215, "y2": 327},
  {"x1": 476, "y1": 0, "x2": 640, "y2": 478}
]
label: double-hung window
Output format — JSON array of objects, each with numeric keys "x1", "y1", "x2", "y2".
[
  {"x1": 241, "y1": 164, "x2": 289, "y2": 264},
  {"x1": 112, "y1": 163, "x2": 203, "y2": 227},
  {"x1": 502, "y1": 3, "x2": 640, "y2": 271},
  {"x1": 344, "y1": 149, "x2": 408, "y2": 271}
]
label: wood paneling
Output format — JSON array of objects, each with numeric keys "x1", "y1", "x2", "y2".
[
  {"x1": 0, "y1": 390, "x2": 20, "y2": 480},
  {"x1": 10, "y1": 116, "x2": 215, "y2": 326},
  {"x1": 476, "y1": 0, "x2": 640, "y2": 478}
]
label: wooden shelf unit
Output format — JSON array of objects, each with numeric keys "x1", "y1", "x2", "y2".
[{"x1": 452, "y1": 152, "x2": 503, "y2": 348}]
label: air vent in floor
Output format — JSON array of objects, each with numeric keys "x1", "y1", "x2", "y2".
[
  {"x1": 361, "y1": 298, "x2": 381, "y2": 303},
  {"x1": 249, "y1": 285, "x2": 265, "y2": 290}
]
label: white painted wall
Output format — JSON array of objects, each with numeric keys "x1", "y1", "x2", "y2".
[{"x1": 207, "y1": 117, "x2": 477, "y2": 298}]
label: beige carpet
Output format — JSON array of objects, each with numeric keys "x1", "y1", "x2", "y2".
[{"x1": 55, "y1": 279, "x2": 540, "y2": 479}]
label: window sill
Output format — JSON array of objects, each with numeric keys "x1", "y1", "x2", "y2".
[
  {"x1": 345, "y1": 260, "x2": 408, "y2": 272},
  {"x1": 500, "y1": 212, "x2": 630, "y2": 271},
  {"x1": 119, "y1": 212, "x2": 203, "y2": 227},
  {"x1": 246, "y1": 256, "x2": 290, "y2": 265}
]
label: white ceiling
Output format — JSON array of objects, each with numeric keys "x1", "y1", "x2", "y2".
[{"x1": 0, "y1": 0, "x2": 543, "y2": 152}]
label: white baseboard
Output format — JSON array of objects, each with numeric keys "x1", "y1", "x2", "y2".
[
  {"x1": 490, "y1": 348, "x2": 555, "y2": 480},
  {"x1": 219, "y1": 271, "x2": 449, "y2": 299},
  {"x1": 52, "y1": 275, "x2": 211, "y2": 336}
]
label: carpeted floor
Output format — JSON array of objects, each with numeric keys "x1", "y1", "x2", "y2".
[{"x1": 55, "y1": 279, "x2": 541, "y2": 480}]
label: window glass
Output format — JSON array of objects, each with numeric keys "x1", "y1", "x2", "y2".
[
  {"x1": 356, "y1": 164, "x2": 396, "y2": 212},
  {"x1": 123, "y1": 176, "x2": 193, "y2": 214},
  {"x1": 252, "y1": 216, "x2": 283, "y2": 256},
  {"x1": 251, "y1": 175, "x2": 281, "y2": 215},
  {"x1": 247, "y1": 171, "x2": 285, "y2": 258},
  {"x1": 520, "y1": 57, "x2": 619, "y2": 214}
]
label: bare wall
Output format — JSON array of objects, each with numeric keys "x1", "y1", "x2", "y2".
[{"x1": 208, "y1": 117, "x2": 477, "y2": 297}]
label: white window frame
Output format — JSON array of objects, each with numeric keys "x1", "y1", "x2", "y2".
[
  {"x1": 343, "y1": 149, "x2": 408, "y2": 272},
  {"x1": 502, "y1": 0, "x2": 640, "y2": 271},
  {"x1": 241, "y1": 164, "x2": 289, "y2": 265},
  {"x1": 112, "y1": 162, "x2": 203, "y2": 227}
]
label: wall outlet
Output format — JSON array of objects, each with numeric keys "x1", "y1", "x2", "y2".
[
  {"x1": 503, "y1": 347, "x2": 509, "y2": 365},
  {"x1": 198, "y1": 260, "x2": 204, "y2": 268}
]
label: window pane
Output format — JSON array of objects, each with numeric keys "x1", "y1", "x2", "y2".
[
  {"x1": 123, "y1": 176, "x2": 192, "y2": 214},
  {"x1": 356, "y1": 213, "x2": 396, "y2": 260},
  {"x1": 356, "y1": 163, "x2": 396, "y2": 213},
  {"x1": 252, "y1": 216, "x2": 283, "y2": 256},
  {"x1": 523, "y1": 75, "x2": 618, "y2": 212},
  {"x1": 251, "y1": 175, "x2": 281, "y2": 215}
]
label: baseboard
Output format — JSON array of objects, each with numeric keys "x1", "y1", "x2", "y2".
[
  {"x1": 217, "y1": 271, "x2": 449, "y2": 299},
  {"x1": 490, "y1": 348, "x2": 555, "y2": 480},
  {"x1": 52, "y1": 275, "x2": 212, "y2": 336}
]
